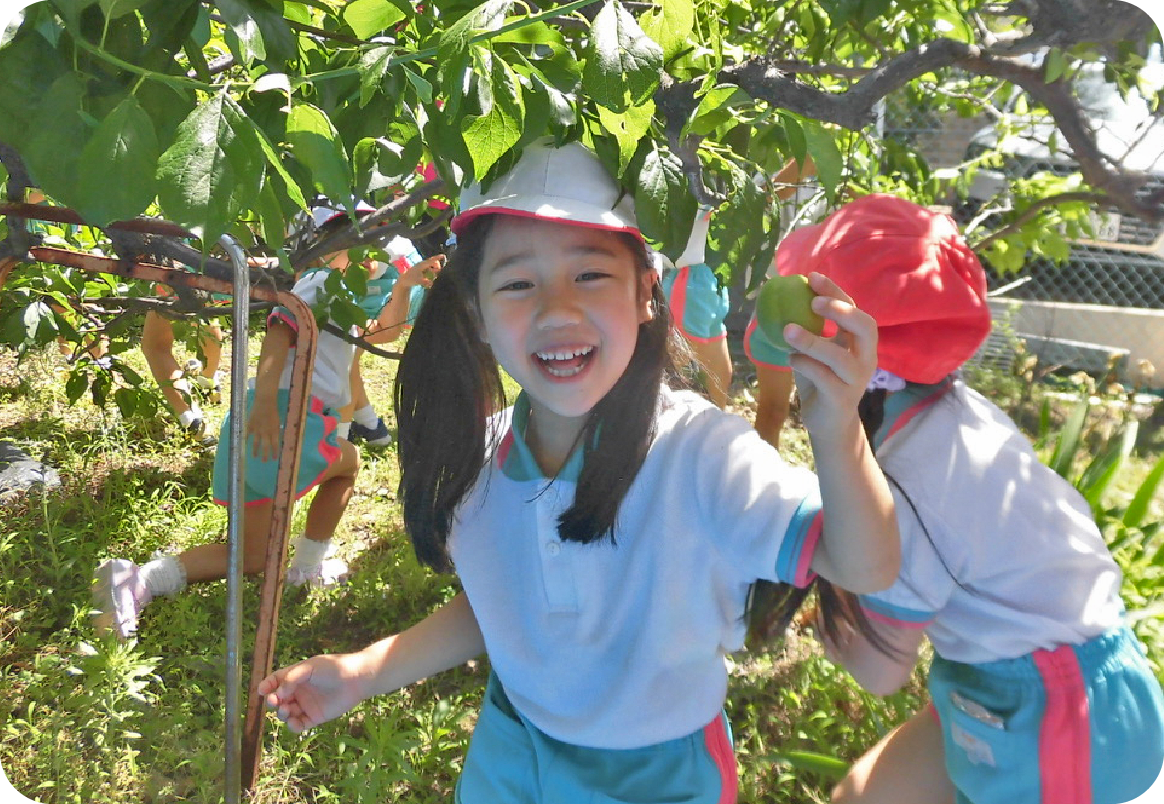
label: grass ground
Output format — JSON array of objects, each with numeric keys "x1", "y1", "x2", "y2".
[{"x1": 0, "y1": 331, "x2": 1159, "y2": 803}]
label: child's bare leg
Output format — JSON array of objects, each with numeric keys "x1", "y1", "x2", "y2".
[
  {"x1": 142, "y1": 311, "x2": 196, "y2": 417},
  {"x1": 688, "y1": 336, "x2": 732, "y2": 409},
  {"x1": 832, "y1": 706, "x2": 955, "y2": 804},
  {"x1": 302, "y1": 439, "x2": 360, "y2": 542},
  {"x1": 753, "y1": 365, "x2": 794, "y2": 449},
  {"x1": 179, "y1": 499, "x2": 275, "y2": 582},
  {"x1": 198, "y1": 321, "x2": 224, "y2": 377}
]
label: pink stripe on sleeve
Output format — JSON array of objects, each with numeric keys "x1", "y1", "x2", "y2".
[
  {"x1": 702, "y1": 714, "x2": 738, "y2": 804},
  {"x1": 793, "y1": 512, "x2": 822, "y2": 587},
  {"x1": 1033, "y1": 645, "x2": 1092, "y2": 804}
]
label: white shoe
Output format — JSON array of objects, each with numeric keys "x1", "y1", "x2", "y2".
[
  {"x1": 286, "y1": 557, "x2": 349, "y2": 588},
  {"x1": 92, "y1": 559, "x2": 153, "y2": 639}
]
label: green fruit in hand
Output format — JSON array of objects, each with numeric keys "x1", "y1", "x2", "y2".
[{"x1": 755, "y1": 274, "x2": 825, "y2": 350}]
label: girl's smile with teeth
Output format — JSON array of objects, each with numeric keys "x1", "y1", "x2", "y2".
[{"x1": 535, "y1": 346, "x2": 596, "y2": 378}]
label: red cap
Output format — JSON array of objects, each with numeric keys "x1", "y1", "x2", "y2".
[{"x1": 776, "y1": 194, "x2": 990, "y2": 384}]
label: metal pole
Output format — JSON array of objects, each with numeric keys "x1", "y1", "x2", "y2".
[{"x1": 219, "y1": 233, "x2": 250, "y2": 804}]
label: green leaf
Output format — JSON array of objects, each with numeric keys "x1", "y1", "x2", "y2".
[
  {"x1": 687, "y1": 84, "x2": 747, "y2": 137},
  {"x1": 217, "y1": 0, "x2": 266, "y2": 65},
  {"x1": 1124, "y1": 454, "x2": 1164, "y2": 529},
  {"x1": 344, "y1": 0, "x2": 406, "y2": 39},
  {"x1": 1076, "y1": 420, "x2": 1137, "y2": 514},
  {"x1": 72, "y1": 95, "x2": 159, "y2": 225},
  {"x1": 255, "y1": 179, "x2": 287, "y2": 253},
  {"x1": 802, "y1": 119, "x2": 844, "y2": 198},
  {"x1": 583, "y1": 0, "x2": 663, "y2": 112},
  {"x1": 287, "y1": 103, "x2": 353, "y2": 209},
  {"x1": 21, "y1": 72, "x2": 87, "y2": 210},
  {"x1": 403, "y1": 65, "x2": 433, "y2": 104},
  {"x1": 1048, "y1": 395, "x2": 1090, "y2": 480},
  {"x1": 634, "y1": 144, "x2": 695, "y2": 253},
  {"x1": 238, "y1": 114, "x2": 308, "y2": 211},
  {"x1": 359, "y1": 45, "x2": 396, "y2": 107},
  {"x1": 1045, "y1": 48, "x2": 1069, "y2": 83},
  {"x1": 597, "y1": 100, "x2": 653, "y2": 175},
  {"x1": 778, "y1": 111, "x2": 808, "y2": 166},
  {"x1": 639, "y1": 0, "x2": 693, "y2": 62},
  {"x1": 461, "y1": 57, "x2": 523, "y2": 179},
  {"x1": 774, "y1": 749, "x2": 850, "y2": 780},
  {"x1": 156, "y1": 91, "x2": 265, "y2": 243},
  {"x1": 65, "y1": 370, "x2": 88, "y2": 404},
  {"x1": 99, "y1": 0, "x2": 152, "y2": 20},
  {"x1": 438, "y1": 0, "x2": 513, "y2": 66}
]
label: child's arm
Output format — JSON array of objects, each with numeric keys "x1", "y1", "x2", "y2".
[
  {"x1": 816, "y1": 611, "x2": 924, "y2": 696},
  {"x1": 258, "y1": 592, "x2": 484, "y2": 733},
  {"x1": 247, "y1": 320, "x2": 294, "y2": 461},
  {"x1": 784, "y1": 272, "x2": 900, "y2": 593},
  {"x1": 364, "y1": 254, "x2": 445, "y2": 345}
]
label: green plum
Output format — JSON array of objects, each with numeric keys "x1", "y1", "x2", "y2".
[{"x1": 755, "y1": 273, "x2": 825, "y2": 350}]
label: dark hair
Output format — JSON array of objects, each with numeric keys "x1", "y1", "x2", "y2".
[
  {"x1": 394, "y1": 214, "x2": 683, "y2": 572},
  {"x1": 745, "y1": 389, "x2": 904, "y2": 658}
]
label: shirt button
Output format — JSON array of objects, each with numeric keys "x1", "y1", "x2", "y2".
[{"x1": 545, "y1": 541, "x2": 561, "y2": 556}]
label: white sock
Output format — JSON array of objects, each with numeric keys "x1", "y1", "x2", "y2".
[
  {"x1": 353, "y1": 404, "x2": 378, "y2": 428},
  {"x1": 177, "y1": 408, "x2": 203, "y2": 427},
  {"x1": 336, "y1": 421, "x2": 351, "y2": 440},
  {"x1": 140, "y1": 553, "x2": 187, "y2": 597},
  {"x1": 290, "y1": 536, "x2": 332, "y2": 570}
]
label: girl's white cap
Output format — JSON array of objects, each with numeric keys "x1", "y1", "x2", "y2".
[{"x1": 452, "y1": 138, "x2": 639, "y2": 237}]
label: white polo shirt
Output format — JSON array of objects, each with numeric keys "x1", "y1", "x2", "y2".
[
  {"x1": 269, "y1": 268, "x2": 357, "y2": 411},
  {"x1": 449, "y1": 386, "x2": 822, "y2": 749},
  {"x1": 859, "y1": 380, "x2": 1124, "y2": 664}
]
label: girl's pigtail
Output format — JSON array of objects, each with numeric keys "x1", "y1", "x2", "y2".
[
  {"x1": 558, "y1": 277, "x2": 673, "y2": 544},
  {"x1": 746, "y1": 388, "x2": 905, "y2": 660},
  {"x1": 395, "y1": 223, "x2": 505, "y2": 572}
]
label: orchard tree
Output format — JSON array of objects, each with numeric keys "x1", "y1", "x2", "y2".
[{"x1": 0, "y1": 0, "x2": 1160, "y2": 410}]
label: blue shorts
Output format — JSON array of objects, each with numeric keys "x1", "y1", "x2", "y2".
[
  {"x1": 457, "y1": 673, "x2": 738, "y2": 804},
  {"x1": 211, "y1": 388, "x2": 342, "y2": 507},
  {"x1": 662, "y1": 264, "x2": 730, "y2": 342},
  {"x1": 743, "y1": 312, "x2": 792, "y2": 371},
  {"x1": 929, "y1": 625, "x2": 1164, "y2": 804}
]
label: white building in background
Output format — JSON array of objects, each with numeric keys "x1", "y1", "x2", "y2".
[{"x1": 0, "y1": 0, "x2": 22, "y2": 43}]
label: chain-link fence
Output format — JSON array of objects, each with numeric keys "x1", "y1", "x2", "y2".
[{"x1": 881, "y1": 94, "x2": 1164, "y2": 390}]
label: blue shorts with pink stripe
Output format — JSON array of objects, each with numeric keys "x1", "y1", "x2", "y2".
[
  {"x1": 211, "y1": 388, "x2": 342, "y2": 507},
  {"x1": 662, "y1": 263, "x2": 731, "y2": 342},
  {"x1": 457, "y1": 673, "x2": 739, "y2": 804},
  {"x1": 928, "y1": 625, "x2": 1164, "y2": 804}
]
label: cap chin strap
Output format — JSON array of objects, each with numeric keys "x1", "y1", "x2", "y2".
[{"x1": 866, "y1": 367, "x2": 907, "y2": 392}]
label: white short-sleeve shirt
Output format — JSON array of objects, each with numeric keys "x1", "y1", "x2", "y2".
[
  {"x1": 449, "y1": 387, "x2": 822, "y2": 749},
  {"x1": 268, "y1": 268, "x2": 357, "y2": 411},
  {"x1": 859, "y1": 380, "x2": 1123, "y2": 663}
]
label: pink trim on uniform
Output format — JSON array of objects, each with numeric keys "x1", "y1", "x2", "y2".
[
  {"x1": 1033, "y1": 645, "x2": 1092, "y2": 804},
  {"x1": 794, "y1": 512, "x2": 823, "y2": 587},
  {"x1": 743, "y1": 316, "x2": 792, "y2": 372},
  {"x1": 928, "y1": 700, "x2": 941, "y2": 722},
  {"x1": 268, "y1": 309, "x2": 300, "y2": 336},
  {"x1": 495, "y1": 429, "x2": 515, "y2": 469},
  {"x1": 863, "y1": 608, "x2": 931, "y2": 630},
  {"x1": 702, "y1": 714, "x2": 738, "y2": 804},
  {"x1": 453, "y1": 207, "x2": 643, "y2": 239}
]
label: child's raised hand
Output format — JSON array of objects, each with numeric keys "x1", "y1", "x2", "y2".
[
  {"x1": 257, "y1": 652, "x2": 372, "y2": 734},
  {"x1": 399, "y1": 254, "x2": 445, "y2": 290},
  {"x1": 783, "y1": 272, "x2": 878, "y2": 438}
]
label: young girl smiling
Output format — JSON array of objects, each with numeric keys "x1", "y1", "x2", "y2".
[{"x1": 259, "y1": 139, "x2": 900, "y2": 803}]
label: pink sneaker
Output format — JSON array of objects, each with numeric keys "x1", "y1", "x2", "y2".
[
  {"x1": 92, "y1": 559, "x2": 152, "y2": 639},
  {"x1": 286, "y1": 557, "x2": 349, "y2": 588}
]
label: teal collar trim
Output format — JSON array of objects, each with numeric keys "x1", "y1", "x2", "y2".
[
  {"x1": 872, "y1": 378, "x2": 954, "y2": 451},
  {"x1": 496, "y1": 392, "x2": 585, "y2": 483}
]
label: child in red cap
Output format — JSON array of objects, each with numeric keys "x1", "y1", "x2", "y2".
[{"x1": 755, "y1": 194, "x2": 1164, "y2": 804}]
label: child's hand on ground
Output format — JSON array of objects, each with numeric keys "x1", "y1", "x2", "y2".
[
  {"x1": 258, "y1": 652, "x2": 374, "y2": 733},
  {"x1": 399, "y1": 254, "x2": 445, "y2": 290},
  {"x1": 784, "y1": 271, "x2": 878, "y2": 438}
]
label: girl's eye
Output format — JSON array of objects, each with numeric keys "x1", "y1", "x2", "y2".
[
  {"x1": 498, "y1": 279, "x2": 533, "y2": 292},
  {"x1": 577, "y1": 270, "x2": 611, "y2": 282}
]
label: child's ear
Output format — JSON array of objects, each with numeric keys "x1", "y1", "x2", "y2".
[{"x1": 637, "y1": 270, "x2": 656, "y2": 323}]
